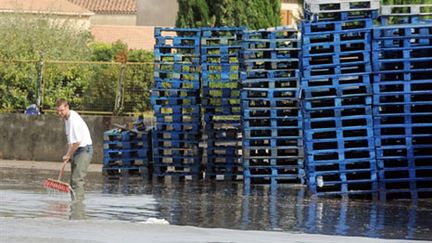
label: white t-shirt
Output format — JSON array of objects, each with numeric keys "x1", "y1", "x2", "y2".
[{"x1": 65, "y1": 110, "x2": 92, "y2": 147}]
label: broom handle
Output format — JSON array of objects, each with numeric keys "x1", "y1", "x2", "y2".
[{"x1": 57, "y1": 162, "x2": 67, "y2": 181}]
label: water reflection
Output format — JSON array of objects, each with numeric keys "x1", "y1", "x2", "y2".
[
  {"x1": 0, "y1": 168, "x2": 431, "y2": 240},
  {"x1": 100, "y1": 177, "x2": 432, "y2": 240}
]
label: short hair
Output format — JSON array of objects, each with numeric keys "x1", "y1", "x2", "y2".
[{"x1": 56, "y1": 98, "x2": 69, "y2": 108}]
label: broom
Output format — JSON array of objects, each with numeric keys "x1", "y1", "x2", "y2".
[{"x1": 43, "y1": 162, "x2": 73, "y2": 194}]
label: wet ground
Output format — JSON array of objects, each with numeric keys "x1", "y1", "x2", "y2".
[{"x1": 0, "y1": 165, "x2": 431, "y2": 241}]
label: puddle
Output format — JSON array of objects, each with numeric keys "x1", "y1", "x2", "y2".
[{"x1": 0, "y1": 167, "x2": 431, "y2": 240}]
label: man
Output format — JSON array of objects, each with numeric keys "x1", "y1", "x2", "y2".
[{"x1": 56, "y1": 98, "x2": 93, "y2": 201}]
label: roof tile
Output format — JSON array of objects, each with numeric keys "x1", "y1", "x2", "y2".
[
  {"x1": 0, "y1": 0, "x2": 93, "y2": 15},
  {"x1": 67, "y1": 0, "x2": 136, "y2": 14}
]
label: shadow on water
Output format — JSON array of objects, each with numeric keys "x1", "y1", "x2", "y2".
[{"x1": 1, "y1": 168, "x2": 431, "y2": 240}]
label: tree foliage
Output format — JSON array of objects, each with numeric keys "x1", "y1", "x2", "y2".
[
  {"x1": 0, "y1": 13, "x2": 93, "y2": 112},
  {"x1": 0, "y1": 13, "x2": 154, "y2": 114},
  {"x1": 86, "y1": 42, "x2": 154, "y2": 113},
  {"x1": 176, "y1": 0, "x2": 211, "y2": 28},
  {"x1": 176, "y1": 0, "x2": 281, "y2": 29},
  {"x1": 382, "y1": 0, "x2": 432, "y2": 4}
]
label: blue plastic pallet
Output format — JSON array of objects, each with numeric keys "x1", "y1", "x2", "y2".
[
  {"x1": 243, "y1": 58, "x2": 299, "y2": 69},
  {"x1": 154, "y1": 62, "x2": 200, "y2": 72},
  {"x1": 154, "y1": 53, "x2": 201, "y2": 64},
  {"x1": 242, "y1": 118, "x2": 301, "y2": 128},
  {"x1": 305, "y1": 137, "x2": 374, "y2": 152},
  {"x1": 202, "y1": 98, "x2": 240, "y2": 106},
  {"x1": 241, "y1": 70, "x2": 298, "y2": 82},
  {"x1": 154, "y1": 115, "x2": 200, "y2": 123},
  {"x1": 372, "y1": 81, "x2": 432, "y2": 95},
  {"x1": 243, "y1": 136, "x2": 303, "y2": 146},
  {"x1": 103, "y1": 130, "x2": 149, "y2": 142},
  {"x1": 304, "y1": 126, "x2": 374, "y2": 141},
  {"x1": 154, "y1": 69, "x2": 201, "y2": 80},
  {"x1": 103, "y1": 138, "x2": 150, "y2": 149},
  {"x1": 373, "y1": 23, "x2": 432, "y2": 39},
  {"x1": 151, "y1": 88, "x2": 200, "y2": 97},
  {"x1": 155, "y1": 122, "x2": 200, "y2": 132},
  {"x1": 302, "y1": 29, "x2": 371, "y2": 46},
  {"x1": 303, "y1": 39, "x2": 371, "y2": 58},
  {"x1": 104, "y1": 148, "x2": 148, "y2": 158},
  {"x1": 372, "y1": 47, "x2": 432, "y2": 64},
  {"x1": 307, "y1": 158, "x2": 375, "y2": 172},
  {"x1": 243, "y1": 167, "x2": 303, "y2": 185},
  {"x1": 103, "y1": 157, "x2": 150, "y2": 168},
  {"x1": 153, "y1": 79, "x2": 200, "y2": 90},
  {"x1": 153, "y1": 129, "x2": 199, "y2": 138},
  {"x1": 301, "y1": 63, "x2": 372, "y2": 80},
  {"x1": 153, "y1": 162, "x2": 201, "y2": 171},
  {"x1": 154, "y1": 46, "x2": 200, "y2": 57},
  {"x1": 373, "y1": 96, "x2": 432, "y2": 106},
  {"x1": 303, "y1": 83, "x2": 372, "y2": 98},
  {"x1": 151, "y1": 97, "x2": 199, "y2": 107},
  {"x1": 102, "y1": 166, "x2": 150, "y2": 178},
  {"x1": 242, "y1": 116, "x2": 301, "y2": 127},
  {"x1": 301, "y1": 18, "x2": 373, "y2": 35},
  {"x1": 241, "y1": 80, "x2": 299, "y2": 91},
  {"x1": 242, "y1": 49, "x2": 300, "y2": 60},
  {"x1": 152, "y1": 104, "x2": 200, "y2": 114},
  {"x1": 203, "y1": 87, "x2": 240, "y2": 96},
  {"x1": 243, "y1": 149, "x2": 302, "y2": 160},
  {"x1": 307, "y1": 174, "x2": 378, "y2": 196},
  {"x1": 302, "y1": 51, "x2": 371, "y2": 67},
  {"x1": 155, "y1": 27, "x2": 201, "y2": 37},
  {"x1": 304, "y1": 9, "x2": 378, "y2": 22}
]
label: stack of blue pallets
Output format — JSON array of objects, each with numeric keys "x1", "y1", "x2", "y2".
[
  {"x1": 152, "y1": 27, "x2": 202, "y2": 179},
  {"x1": 301, "y1": 0, "x2": 380, "y2": 196},
  {"x1": 201, "y1": 27, "x2": 244, "y2": 180},
  {"x1": 102, "y1": 128, "x2": 152, "y2": 178},
  {"x1": 241, "y1": 27, "x2": 304, "y2": 186},
  {"x1": 373, "y1": 5, "x2": 432, "y2": 199}
]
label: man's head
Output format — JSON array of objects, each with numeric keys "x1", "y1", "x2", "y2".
[{"x1": 56, "y1": 98, "x2": 70, "y2": 120}]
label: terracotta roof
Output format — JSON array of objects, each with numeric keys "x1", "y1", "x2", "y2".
[
  {"x1": 91, "y1": 25, "x2": 155, "y2": 50},
  {"x1": 0, "y1": 0, "x2": 93, "y2": 16},
  {"x1": 67, "y1": 0, "x2": 136, "y2": 14}
]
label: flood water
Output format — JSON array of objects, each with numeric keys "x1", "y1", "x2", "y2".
[{"x1": 0, "y1": 167, "x2": 431, "y2": 241}]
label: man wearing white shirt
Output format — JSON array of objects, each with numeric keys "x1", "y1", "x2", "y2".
[{"x1": 56, "y1": 98, "x2": 93, "y2": 201}]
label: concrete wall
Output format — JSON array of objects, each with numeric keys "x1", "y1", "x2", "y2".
[
  {"x1": 0, "y1": 113, "x2": 152, "y2": 164},
  {"x1": 136, "y1": 0, "x2": 178, "y2": 26}
]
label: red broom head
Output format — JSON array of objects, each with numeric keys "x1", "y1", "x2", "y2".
[{"x1": 43, "y1": 178, "x2": 71, "y2": 193}]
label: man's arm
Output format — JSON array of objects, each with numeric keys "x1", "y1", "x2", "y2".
[{"x1": 63, "y1": 142, "x2": 81, "y2": 163}]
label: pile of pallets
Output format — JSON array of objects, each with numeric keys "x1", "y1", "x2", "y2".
[
  {"x1": 201, "y1": 27, "x2": 244, "y2": 180},
  {"x1": 241, "y1": 27, "x2": 304, "y2": 186},
  {"x1": 372, "y1": 4, "x2": 432, "y2": 199},
  {"x1": 102, "y1": 128, "x2": 152, "y2": 178},
  {"x1": 141, "y1": 1, "x2": 432, "y2": 199},
  {"x1": 152, "y1": 27, "x2": 202, "y2": 179},
  {"x1": 301, "y1": 0, "x2": 379, "y2": 196}
]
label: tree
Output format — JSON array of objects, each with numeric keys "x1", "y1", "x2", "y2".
[
  {"x1": 176, "y1": 0, "x2": 211, "y2": 28},
  {"x1": 245, "y1": 0, "x2": 281, "y2": 29},
  {"x1": 176, "y1": 0, "x2": 282, "y2": 29},
  {"x1": 382, "y1": 0, "x2": 432, "y2": 4},
  {"x1": 86, "y1": 41, "x2": 154, "y2": 114},
  {"x1": 0, "y1": 13, "x2": 93, "y2": 112}
]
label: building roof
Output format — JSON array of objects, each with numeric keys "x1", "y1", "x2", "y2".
[
  {"x1": 67, "y1": 0, "x2": 136, "y2": 15},
  {"x1": 0, "y1": 0, "x2": 93, "y2": 16},
  {"x1": 91, "y1": 25, "x2": 154, "y2": 50}
]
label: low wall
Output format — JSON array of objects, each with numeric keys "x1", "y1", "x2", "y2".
[{"x1": 0, "y1": 113, "x2": 152, "y2": 164}]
